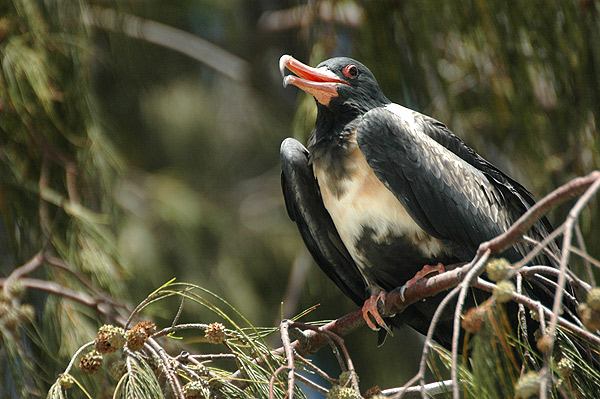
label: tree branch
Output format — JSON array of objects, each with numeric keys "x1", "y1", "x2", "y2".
[
  {"x1": 0, "y1": 277, "x2": 125, "y2": 324},
  {"x1": 83, "y1": 7, "x2": 250, "y2": 83},
  {"x1": 481, "y1": 171, "x2": 600, "y2": 256}
]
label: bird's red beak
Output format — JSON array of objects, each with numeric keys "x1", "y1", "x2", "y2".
[{"x1": 280, "y1": 55, "x2": 349, "y2": 106}]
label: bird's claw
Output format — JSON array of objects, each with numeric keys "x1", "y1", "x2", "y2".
[
  {"x1": 362, "y1": 292, "x2": 393, "y2": 336},
  {"x1": 400, "y1": 263, "x2": 446, "y2": 302},
  {"x1": 399, "y1": 284, "x2": 408, "y2": 302}
]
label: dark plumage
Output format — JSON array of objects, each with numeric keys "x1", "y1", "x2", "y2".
[{"x1": 279, "y1": 55, "x2": 559, "y2": 348}]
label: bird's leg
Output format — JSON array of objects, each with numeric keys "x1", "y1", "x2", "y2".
[
  {"x1": 399, "y1": 263, "x2": 446, "y2": 301},
  {"x1": 362, "y1": 290, "x2": 393, "y2": 335}
]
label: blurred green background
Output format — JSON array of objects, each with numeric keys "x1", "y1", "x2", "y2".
[{"x1": 1, "y1": 0, "x2": 599, "y2": 397}]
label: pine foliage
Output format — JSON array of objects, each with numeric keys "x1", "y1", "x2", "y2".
[
  {"x1": 1, "y1": 1, "x2": 599, "y2": 398},
  {"x1": 1, "y1": 0, "x2": 127, "y2": 396}
]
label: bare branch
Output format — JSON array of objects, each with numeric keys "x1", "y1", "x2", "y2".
[
  {"x1": 153, "y1": 323, "x2": 210, "y2": 339},
  {"x1": 383, "y1": 380, "x2": 454, "y2": 398},
  {"x1": 451, "y1": 250, "x2": 491, "y2": 399},
  {"x1": 146, "y1": 337, "x2": 185, "y2": 399},
  {"x1": 0, "y1": 277, "x2": 124, "y2": 324},
  {"x1": 481, "y1": 171, "x2": 600, "y2": 256},
  {"x1": 2, "y1": 252, "x2": 45, "y2": 297},
  {"x1": 258, "y1": 2, "x2": 364, "y2": 32},
  {"x1": 542, "y1": 173, "x2": 600, "y2": 395},
  {"x1": 473, "y1": 278, "x2": 600, "y2": 345},
  {"x1": 271, "y1": 320, "x2": 296, "y2": 399},
  {"x1": 574, "y1": 223, "x2": 597, "y2": 285},
  {"x1": 283, "y1": 320, "x2": 360, "y2": 394},
  {"x1": 63, "y1": 341, "x2": 96, "y2": 375},
  {"x1": 83, "y1": 7, "x2": 250, "y2": 83}
]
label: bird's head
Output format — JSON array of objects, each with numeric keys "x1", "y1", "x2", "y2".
[{"x1": 280, "y1": 55, "x2": 389, "y2": 116}]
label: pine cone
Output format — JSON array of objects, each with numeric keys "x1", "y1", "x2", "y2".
[
  {"x1": 586, "y1": 288, "x2": 600, "y2": 311},
  {"x1": 486, "y1": 258, "x2": 511, "y2": 282},
  {"x1": 536, "y1": 336, "x2": 553, "y2": 354},
  {"x1": 557, "y1": 357, "x2": 574, "y2": 378},
  {"x1": 494, "y1": 281, "x2": 515, "y2": 303},
  {"x1": 579, "y1": 303, "x2": 600, "y2": 331},
  {"x1": 183, "y1": 380, "x2": 207, "y2": 399},
  {"x1": 327, "y1": 386, "x2": 360, "y2": 399},
  {"x1": 137, "y1": 321, "x2": 157, "y2": 335},
  {"x1": 515, "y1": 371, "x2": 540, "y2": 398},
  {"x1": 59, "y1": 374, "x2": 75, "y2": 388},
  {"x1": 462, "y1": 306, "x2": 486, "y2": 333},
  {"x1": 204, "y1": 322, "x2": 226, "y2": 344},
  {"x1": 79, "y1": 350, "x2": 103, "y2": 374},
  {"x1": 126, "y1": 321, "x2": 156, "y2": 351},
  {"x1": 95, "y1": 324, "x2": 126, "y2": 354}
]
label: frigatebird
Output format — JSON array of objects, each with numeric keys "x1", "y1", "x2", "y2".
[{"x1": 279, "y1": 55, "x2": 558, "y2": 348}]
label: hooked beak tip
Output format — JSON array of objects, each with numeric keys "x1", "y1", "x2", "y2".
[{"x1": 279, "y1": 54, "x2": 291, "y2": 78}]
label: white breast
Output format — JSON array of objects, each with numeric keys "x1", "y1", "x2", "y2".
[{"x1": 313, "y1": 139, "x2": 448, "y2": 271}]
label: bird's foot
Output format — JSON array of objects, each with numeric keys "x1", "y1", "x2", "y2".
[
  {"x1": 362, "y1": 291, "x2": 392, "y2": 335},
  {"x1": 399, "y1": 263, "x2": 446, "y2": 301}
]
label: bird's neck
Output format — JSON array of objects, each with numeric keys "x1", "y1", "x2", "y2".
[
  {"x1": 307, "y1": 105, "x2": 363, "y2": 188},
  {"x1": 308, "y1": 105, "x2": 360, "y2": 151}
]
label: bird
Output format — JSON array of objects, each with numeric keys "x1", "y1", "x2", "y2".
[{"x1": 278, "y1": 55, "x2": 566, "y2": 348}]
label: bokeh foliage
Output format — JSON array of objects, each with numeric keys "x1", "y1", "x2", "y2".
[
  {"x1": 358, "y1": 1, "x2": 599, "y2": 259},
  {"x1": 0, "y1": 0, "x2": 598, "y2": 398}
]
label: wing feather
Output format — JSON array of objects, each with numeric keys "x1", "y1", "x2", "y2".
[
  {"x1": 280, "y1": 138, "x2": 366, "y2": 305},
  {"x1": 356, "y1": 107, "x2": 536, "y2": 262}
]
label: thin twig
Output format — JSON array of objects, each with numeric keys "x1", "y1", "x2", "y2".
[
  {"x1": 519, "y1": 265, "x2": 591, "y2": 292},
  {"x1": 293, "y1": 371, "x2": 330, "y2": 395},
  {"x1": 451, "y1": 250, "x2": 490, "y2": 399},
  {"x1": 473, "y1": 279, "x2": 600, "y2": 345},
  {"x1": 509, "y1": 224, "x2": 566, "y2": 271},
  {"x1": 269, "y1": 365, "x2": 291, "y2": 399},
  {"x1": 516, "y1": 273, "x2": 536, "y2": 369},
  {"x1": 383, "y1": 380, "x2": 454, "y2": 398},
  {"x1": 542, "y1": 174, "x2": 600, "y2": 396},
  {"x1": 391, "y1": 284, "x2": 462, "y2": 399},
  {"x1": 46, "y1": 255, "x2": 129, "y2": 310},
  {"x1": 570, "y1": 245, "x2": 600, "y2": 271},
  {"x1": 125, "y1": 291, "x2": 162, "y2": 330},
  {"x1": 0, "y1": 277, "x2": 124, "y2": 324},
  {"x1": 189, "y1": 353, "x2": 237, "y2": 361},
  {"x1": 2, "y1": 251, "x2": 45, "y2": 297},
  {"x1": 177, "y1": 352, "x2": 223, "y2": 384},
  {"x1": 146, "y1": 337, "x2": 185, "y2": 399},
  {"x1": 574, "y1": 223, "x2": 596, "y2": 285},
  {"x1": 172, "y1": 296, "x2": 186, "y2": 328},
  {"x1": 63, "y1": 341, "x2": 96, "y2": 375},
  {"x1": 286, "y1": 320, "x2": 360, "y2": 394},
  {"x1": 482, "y1": 171, "x2": 600, "y2": 255},
  {"x1": 153, "y1": 323, "x2": 210, "y2": 339},
  {"x1": 277, "y1": 320, "x2": 296, "y2": 399},
  {"x1": 294, "y1": 352, "x2": 338, "y2": 384},
  {"x1": 522, "y1": 235, "x2": 561, "y2": 265},
  {"x1": 531, "y1": 273, "x2": 579, "y2": 311}
]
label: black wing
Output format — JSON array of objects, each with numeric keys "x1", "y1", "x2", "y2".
[
  {"x1": 280, "y1": 138, "x2": 367, "y2": 305},
  {"x1": 356, "y1": 107, "x2": 553, "y2": 263},
  {"x1": 418, "y1": 114, "x2": 555, "y2": 242}
]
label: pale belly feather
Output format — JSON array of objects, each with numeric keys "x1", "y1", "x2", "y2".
[{"x1": 313, "y1": 142, "x2": 449, "y2": 288}]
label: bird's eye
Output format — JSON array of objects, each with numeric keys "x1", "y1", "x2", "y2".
[{"x1": 342, "y1": 64, "x2": 359, "y2": 79}]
